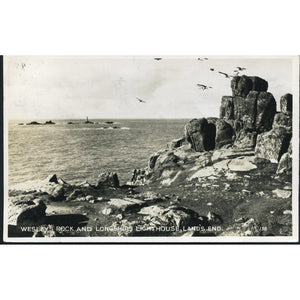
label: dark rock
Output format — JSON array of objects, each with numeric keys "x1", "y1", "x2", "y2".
[
  {"x1": 97, "y1": 172, "x2": 119, "y2": 188},
  {"x1": 280, "y1": 93, "x2": 292, "y2": 114},
  {"x1": 242, "y1": 91, "x2": 258, "y2": 130},
  {"x1": 44, "y1": 120, "x2": 55, "y2": 124},
  {"x1": 232, "y1": 96, "x2": 247, "y2": 123},
  {"x1": 185, "y1": 118, "x2": 216, "y2": 152},
  {"x1": 9, "y1": 199, "x2": 47, "y2": 226},
  {"x1": 255, "y1": 127, "x2": 291, "y2": 162},
  {"x1": 273, "y1": 112, "x2": 292, "y2": 132},
  {"x1": 220, "y1": 96, "x2": 234, "y2": 120},
  {"x1": 148, "y1": 154, "x2": 160, "y2": 169},
  {"x1": 131, "y1": 169, "x2": 146, "y2": 185},
  {"x1": 46, "y1": 174, "x2": 58, "y2": 183},
  {"x1": 234, "y1": 129, "x2": 257, "y2": 149},
  {"x1": 231, "y1": 75, "x2": 253, "y2": 97},
  {"x1": 249, "y1": 76, "x2": 268, "y2": 93},
  {"x1": 26, "y1": 121, "x2": 42, "y2": 125},
  {"x1": 255, "y1": 92, "x2": 276, "y2": 133},
  {"x1": 215, "y1": 119, "x2": 234, "y2": 148}
]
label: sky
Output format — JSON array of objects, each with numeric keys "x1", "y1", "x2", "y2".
[{"x1": 4, "y1": 56, "x2": 297, "y2": 120}]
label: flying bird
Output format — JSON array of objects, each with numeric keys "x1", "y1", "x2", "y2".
[
  {"x1": 154, "y1": 58, "x2": 162, "y2": 61},
  {"x1": 197, "y1": 84, "x2": 212, "y2": 90},
  {"x1": 236, "y1": 67, "x2": 246, "y2": 71},
  {"x1": 198, "y1": 57, "x2": 208, "y2": 61},
  {"x1": 21, "y1": 63, "x2": 26, "y2": 69},
  {"x1": 218, "y1": 71, "x2": 231, "y2": 78},
  {"x1": 210, "y1": 68, "x2": 215, "y2": 71},
  {"x1": 136, "y1": 97, "x2": 146, "y2": 103}
]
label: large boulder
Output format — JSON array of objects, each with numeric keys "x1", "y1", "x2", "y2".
[
  {"x1": 255, "y1": 127, "x2": 291, "y2": 162},
  {"x1": 185, "y1": 118, "x2": 216, "y2": 151},
  {"x1": 280, "y1": 93, "x2": 292, "y2": 114},
  {"x1": 276, "y1": 152, "x2": 292, "y2": 175},
  {"x1": 220, "y1": 96, "x2": 234, "y2": 120},
  {"x1": 97, "y1": 172, "x2": 119, "y2": 188},
  {"x1": 241, "y1": 91, "x2": 257, "y2": 130},
  {"x1": 231, "y1": 75, "x2": 253, "y2": 97},
  {"x1": 215, "y1": 119, "x2": 234, "y2": 148},
  {"x1": 255, "y1": 92, "x2": 276, "y2": 133}
]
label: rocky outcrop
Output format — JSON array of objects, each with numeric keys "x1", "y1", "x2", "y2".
[
  {"x1": 280, "y1": 94, "x2": 292, "y2": 114},
  {"x1": 168, "y1": 137, "x2": 186, "y2": 149},
  {"x1": 273, "y1": 112, "x2": 292, "y2": 132},
  {"x1": 97, "y1": 172, "x2": 119, "y2": 188},
  {"x1": 276, "y1": 140, "x2": 292, "y2": 175}
]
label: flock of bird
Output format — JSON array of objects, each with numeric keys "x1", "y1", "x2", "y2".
[{"x1": 137, "y1": 57, "x2": 247, "y2": 102}]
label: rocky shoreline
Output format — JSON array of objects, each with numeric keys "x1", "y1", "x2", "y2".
[{"x1": 8, "y1": 75, "x2": 293, "y2": 238}]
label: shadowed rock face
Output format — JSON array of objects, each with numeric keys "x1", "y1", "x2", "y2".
[
  {"x1": 97, "y1": 172, "x2": 120, "y2": 188},
  {"x1": 215, "y1": 119, "x2": 234, "y2": 149},
  {"x1": 255, "y1": 92, "x2": 277, "y2": 133},
  {"x1": 220, "y1": 96, "x2": 234, "y2": 120},
  {"x1": 185, "y1": 118, "x2": 215, "y2": 152}
]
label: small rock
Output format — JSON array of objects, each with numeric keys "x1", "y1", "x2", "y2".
[
  {"x1": 224, "y1": 183, "x2": 231, "y2": 191},
  {"x1": 242, "y1": 189, "x2": 251, "y2": 195},
  {"x1": 272, "y1": 189, "x2": 292, "y2": 199},
  {"x1": 207, "y1": 202, "x2": 213, "y2": 206},
  {"x1": 85, "y1": 195, "x2": 94, "y2": 202},
  {"x1": 116, "y1": 214, "x2": 123, "y2": 220},
  {"x1": 283, "y1": 184, "x2": 292, "y2": 190},
  {"x1": 283, "y1": 210, "x2": 292, "y2": 215},
  {"x1": 102, "y1": 207, "x2": 113, "y2": 215},
  {"x1": 208, "y1": 176, "x2": 218, "y2": 180},
  {"x1": 97, "y1": 197, "x2": 104, "y2": 201}
]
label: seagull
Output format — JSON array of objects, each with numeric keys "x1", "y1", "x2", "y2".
[
  {"x1": 233, "y1": 70, "x2": 240, "y2": 76},
  {"x1": 21, "y1": 63, "x2": 26, "y2": 69},
  {"x1": 137, "y1": 97, "x2": 146, "y2": 103},
  {"x1": 236, "y1": 67, "x2": 246, "y2": 71},
  {"x1": 197, "y1": 84, "x2": 212, "y2": 90},
  {"x1": 210, "y1": 68, "x2": 215, "y2": 71},
  {"x1": 218, "y1": 71, "x2": 232, "y2": 78},
  {"x1": 154, "y1": 58, "x2": 162, "y2": 61},
  {"x1": 198, "y1": 57, "x2": 208, "y2": 61}
]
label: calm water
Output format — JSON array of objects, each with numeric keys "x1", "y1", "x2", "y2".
[{"x1": 8, "y1": 119, "x2": 188, "y2": 185}]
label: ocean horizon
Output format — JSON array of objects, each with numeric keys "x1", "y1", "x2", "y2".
[{"x1": 8, "y1": 118, "x2": 190, "y2": 186}]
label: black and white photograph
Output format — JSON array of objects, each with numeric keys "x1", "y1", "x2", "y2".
[{"x1": 2, "y1": 55, "x2": 299, "y2": 243}]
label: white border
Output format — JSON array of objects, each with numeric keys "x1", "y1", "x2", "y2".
[{"x1": 3, "y1": 55, "x2": 299, "y2": 243}]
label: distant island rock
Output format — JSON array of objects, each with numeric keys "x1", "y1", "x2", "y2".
[
  {"x1": 44, "y1": 120, "x2": 55, "y2": 125},
  {"x1": 104, "y1": 121, "x2": 114, "y2": 124},
  {"x1": 67, "y1": 121, "x2": 79, "y2": 124},
  {"x1": 26, "y1": 121, "x2": 42, "y2": 125}
]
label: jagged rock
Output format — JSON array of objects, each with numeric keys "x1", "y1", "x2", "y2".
[
  {"x1": 242, "y1": 91, "x2": 258, "y2": 130},
  {"x1": 131, "y1": 169, "x2": 147, "y2": 185},
  {"x1": 215, "y1": 119, "x2": 234, "y2": 148},
  {"x1": 97, "y1": 172, "x2": 119, "y2": 188},
  {"x1": 231, "y1": 75, "x2": 253, "y2": 97},
  {"x1": 280, "y1": 93, "x2": 292, "y2": 114},
  {"x1": 46, "y1": 174, "x2": 58, "y2": 183},
  {"x1": 255, "y1": 127, "x2": 291, "y2": 162},
  {"x1": 234, "y1": 129, "x2": 257, "y2": 149},
  {"x1": 276, "y1": 149, "x2": 292, "y2": 175},
  {"x1": 273, "y1": 112, "x2": 292, "y2": 132},
  {"x1": 185, "y1": 118, "x2": 216, "y2": 151},
  {"x1": 220, "y1": 96, "x2": 234, "y2": 120},
  {"x1": 8, "y1": 198, "x2": 46, "y2": 226},
  {"x1": 255, "y1": 92, "x2": 276, "y2": 133},
  {"x1": 168, "y1": 137, "x2": 186, "y2": 149},
  {"x1": 232, "y1": 96, "x2": 247, "y2": 123}
]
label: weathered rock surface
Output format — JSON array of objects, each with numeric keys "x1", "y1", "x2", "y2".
[
  {"x1": 273, "y1": 112, "x2": 292, "y2": 132},
  {"x1": 168, "y1": 137, "x2": 186, "y2": 149},
  {"x1": 255, "y1": 127, "x2": 291, "y2": 162},
  {"x1": 234, "y1": 129, "x2": 257, "y2": 149},
  {"x1": 97, "y1": 172, "x2": 119, "y2": 188},
  {"x1": 220, "y1": 96, "x2": 234, "y2": 120},
  {"x1": 280, "y1": 93, "x2": 292, "y2": 114},
  {"x1": 231, "y1": 75, "x2": 253, "y2": 97}
]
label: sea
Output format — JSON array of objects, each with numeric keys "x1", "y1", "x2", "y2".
[{"x1": 8, "y1": 119, "x2": 189, "y2": 186}]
